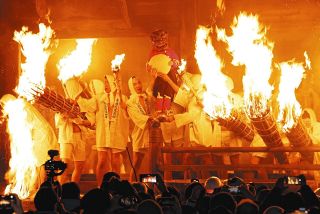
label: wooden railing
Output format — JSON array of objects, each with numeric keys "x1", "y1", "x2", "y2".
[{"x1": 159, "y1": 146, "x2": 320, "y2": 183}]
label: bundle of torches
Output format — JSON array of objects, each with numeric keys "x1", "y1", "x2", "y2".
[{"x1": 1, "y1": 12, "x2": 316, "y2": 199}]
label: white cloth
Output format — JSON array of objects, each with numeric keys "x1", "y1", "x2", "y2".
[
  {"x1": 174, "y1": 87, "x2": 216, "y2": 147},
  {"x1": 25, "y1": 101, "x2": 58, "y2": 166},
  {"x1": 127, "y1": 77, "x2": 151, "y2": 152},
  {"x1": 89, "y1": 78, "x2": 129, "y2": 150}
]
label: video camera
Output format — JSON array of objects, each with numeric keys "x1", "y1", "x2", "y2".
[
  {"x1": 0, "y1": 194, "x2": 15, "y2": 213},
  {"x1": 44, "y1": 150, "x2": 67, "y2": 184}
]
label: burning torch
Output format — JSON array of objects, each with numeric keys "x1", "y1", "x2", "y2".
[{"x1": 111, "y1": 53, "x2": 125, "y2": 93}]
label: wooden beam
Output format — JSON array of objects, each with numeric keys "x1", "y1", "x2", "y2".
[{"x1": 161, "y1": 146, "x2": 320, "y2": 153}]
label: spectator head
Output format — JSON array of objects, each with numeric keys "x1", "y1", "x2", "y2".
[
  {"x1": 262, "y1": 206, "x2": 285, "y2": 214},
  {"x1": 185, "y1": 182, "x2": 205, "y2": 200},
  {"x1": 204, "y1": 176, "x2": 222, "y2": 194},
  {"x1": 34, "y1": 187, "x2": 58, "y2": 212},
  {"x1": 196, "y1": 195, "x2": 210, "y2": 214},
  {"x1": 227, "y1": 176, "x2": 245, "y2": 187},
  {"x1": 281, "y1": 192, "x2": 305, "y2": 213},
  {"x1": 132, "y1": 182, "x2": 148, "y2": 194},
  {"x1": 257, "y1": 189, "x2": 271, "y2": 205},
  {"x1": 157, "y1": 194, "x2": 182, "y2": 214},
  {"x1": 236, "y1": 198, "x2": 259, "y2": 214},
  {"x1": 314, "y1": 187, "x2": 320, "y2": 197},
  {"x1": 210, "y1": 192, "x2": 237, "y2": 213},
  {"x1": 101, "y1": 171, "x2": 120, "y2": 187},
  {"x1": 137, "y1": 199, "x2": 163, "y2": 214},
  {"x1": 61, "y1": 182, "x2": 81, "y2": 213},
  {"x1": 167, "y1": 186, "x2": 181, "y2": 202},
  {"x1": 61, "y1": 182, "x2": 80, "y2": 199},
  {"x1": 209, "y1": 205, "x2": 233, "y2": 214},
  {"x1": 81, "y1": 188, "x2": 111, "y2": 214},
  {"x1": 181, "y1": 205, "x2": 198, "y2": 214}
]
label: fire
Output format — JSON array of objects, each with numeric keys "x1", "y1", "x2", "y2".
[
  {"x1": 194, "y1": 26, "x2": 232, "y2": 119},
  {"x1": 2, "y1": 98, "x2": 37, "y2": 199},
  {"x1": 111, "y1": 53, "x2": 125, "y2": 71},
  {"x1": 57, "y1": 39, "x2": 97, "y2": 82},
  {"x1": 277, "y1": 60, "x2": 306, "y2": 132},
  {"x1": 304, "y1": 51, "x2": 311, "y2": 70},
  {"x1": 3, "y1": 23, "x2": 54, "y2": 198},
  {"x1": 177, "y1": 59, "x2": 187, "y2": 74},
  {"x1": 217, "y1": 12, "x2": 274, "y2": 118},
  {"x1": 14, "y1": 23, "x2": 55, "y2": 101}
]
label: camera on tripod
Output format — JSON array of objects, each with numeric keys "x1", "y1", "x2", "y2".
[
  {"x1": 44, "y1": 150, "x2": 67, "y2": 183},
  {"x1": 0, "y1": 194, "x2": 15, "y2": 212}
]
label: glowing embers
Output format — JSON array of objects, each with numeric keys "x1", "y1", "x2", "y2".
[
  {"x1": 14, "y1": 24, "x2": 55, "y2": 101},
  {"x1": 57, "y1": 39, "x2": 96, "y2": 83}
]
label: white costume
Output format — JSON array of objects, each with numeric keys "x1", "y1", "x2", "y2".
[
  {"x1": 126, "y1": 77, "x2": 152, "y2": 152},
  {"x1": 55, "y1": 78, "x2": 95, "y2": 161},
  {"x1": 89, "y1": 76, "x2": 129, "y2": 152},
  {"x1": 173, "y1": 75, "x2": 216, "y2": 147},
  {"x1": 22, "y1": 100, "x2": 58, "y2": 166}
]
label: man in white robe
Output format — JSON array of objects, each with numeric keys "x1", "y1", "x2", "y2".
[
  {"x1": 126, "y1": 76, "x2": 156, "y2": 181},
  {"x1": 89, "y1": 74, "x2": 129, "y2": 186},
  {"x1": 55, "y1": 77, "x2": 94, "y2": 184}
]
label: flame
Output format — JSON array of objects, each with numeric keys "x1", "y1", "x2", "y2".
[
  {"x1": 277, "y1": 60, "x2": 306, "y2": 132},
  {"x1": 111, "y1": 53, "x2": 125, "y2": 71},
  {"x1": 217, "y1": 12, "x2": 274, "y2": 118},
  {"x1": 216, "y1": 0, "x2": 226, "y2": 15},
  {"x1": 304, "y1": 51, "x2": 311, "y2": 70},
  {"x1": 2, "y1": 98, "x2": 37, "y2": 199},
  {"x1": 58, "y1": 39, "x2": 96, "y2": 83},
  {"x1": 177, "y1": 59, "x2": 187, "y2": 74},
  {"x1": 14, "y1": 23, "x2": 55, "y2": 101},
  {"x1": 194, "y1": 26, "x2": 232, "y2": 119}
]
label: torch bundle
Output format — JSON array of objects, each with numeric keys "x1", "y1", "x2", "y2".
[
  {"x1": 217, "y1": 110, "x2": 254, "y2": 142},
  {"x1": 286, "y1": 119, "x2": 314, "y2": 163},
  {"x1": 31, "y1": 85, "x2": 83, "y2": 119},
  {"x1": 250, "y1": 110, "x2": 288, "y2": 164}
]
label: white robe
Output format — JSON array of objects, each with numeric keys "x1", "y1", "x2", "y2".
[
  {"x1": 25, "y1": 102, "x2": 58, "y2": 167},
  {"x1": 174, "y1": 88, "x2": 216, "y2": 147},
  {"x1": 127, "y1": 95, "x2": 151, "y2": 152},
  {"x1": 90, "y1": 79, "x2": 129, "y2": 150}
]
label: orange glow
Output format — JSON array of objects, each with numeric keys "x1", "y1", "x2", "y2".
[
  {"x1": 57, "y1": 39, "x2": 97, "y2": 82},
  {"x1": 14, "y1": 23, "x2": 55, "y2": 101},
  {"x1": 4, "y1": 23, "x2": 54, "y2": 199},
  {"x1": 3, "y1": 99, "x2": 37, "y2": 199},
  {"x1": 195, "y1": 26, "x2": 232, "y2": 119},
  {"x1": 217, "y1": 13, "x2": 274, "y2": 118},
  {"x1": 111, "y1": 53, "x2": 125, "y2": 70},
  {"x1": 277, "y1": 60, "x2": 306, "y2": 132}
]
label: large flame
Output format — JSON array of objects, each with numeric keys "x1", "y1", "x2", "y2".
[
  {"x1": 14, "y1": 24, "x2": 55, "y2": 101},
  {"x1": 217, "y1": 13, "x2": 274, "y2": 118},
  {"x1": 2, "y1": 99, "x2": 37, "y2": 199},
  {"x1": 277, "y1": 60, "x2": 307, "y2": 132},
  {"x1": 111, "y1": 53, "x2": 125, "y2": 71},
  {"x1": 57, "y1": 39, "x2": 96, "y2": 82},
  {"x1": 194, "y1": 26, "x2": 232, "y2": 119}
]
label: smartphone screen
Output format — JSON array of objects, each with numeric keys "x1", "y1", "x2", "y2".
[
  {"x1": 229, "y1": 186, "x2": 239, "y2": 193},
  {"x1": 140, "y1": 174, "x2": 157, "y2": 183},
  {"x1": 287, "y1": 176, "x2": 301, "y2": 185}
]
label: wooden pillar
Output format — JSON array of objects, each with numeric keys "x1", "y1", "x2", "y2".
[{"x1": 149, "y1": 123, "x2": 163, "y2": 174}]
